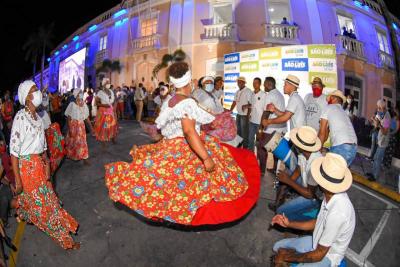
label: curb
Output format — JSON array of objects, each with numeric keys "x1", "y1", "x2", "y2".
[{"x1": 352, "y1": 171, "x2": 400, "y2": 203}]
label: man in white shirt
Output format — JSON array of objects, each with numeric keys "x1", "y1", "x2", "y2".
[
  {"x1": 275, "y1": 126, "x2": 323, "y2": 221},
  {"x1": 319, "y1": 90, "x2": 358, "y2": 166},
  {"x1": 230, "y1": 77, "x2": 253, "y2": 148},
  {"x1": 272, "y1": 153, "x2": 356, "y2": 267},
  {"x1": 134, "y1": 83, "x2": 146, "y2": 121},
  {"x1": 257, "y1": 77, "x2": 287, "y2": 174},
  {"x1": 244, "y1": 78, "x2": 265, "y2": 151},
  {"x1": 304, "y1": 77, "x2": 327, "y2": 132},
  {"x1": 262, "y1": 74, "x2": 306, "y2": 131},
  {"x1": 212, "y1": 76, "x2": 224, "y2": 105}
]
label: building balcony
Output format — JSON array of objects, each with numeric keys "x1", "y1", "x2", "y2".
[
  {"x1": 202, "y1": 23, "x2": 236, "y2": 41},
  {"x1": 132, "y1": 34, "x2": 161, "y2": 51},
  {"x1": 379, "y1": 51, "x2": 395, "y2": 69},
  {"x1": 359, "y1": 0, "x2": 383, "y2": 15},
  {"x1": 95, "y1": 49, "x2": 108, "y2": 66},
  {"x1": 337, "y1": 35, "x2": 365, "y2": 60},
  {"x1": 263, "y1": 23, "x2": 299, "y2": 45}
]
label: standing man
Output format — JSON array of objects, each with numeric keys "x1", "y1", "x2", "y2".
[
  {"x1": 304, "y1": 77, "x2": 327, "y2": 132},
  {"x1": 230, "y1": 77, "x2": 253, "y2": 148},
  {"x1": 257, "y1": 77, "x2": 287, "y2": 174},
  {"x1": 272, "y1": 153, "x2": 356, "y2": 267},
  {"x1": 246, "y1": 78, "x2": 266, "y2": 152},
  {"x1": 366, "y1": 99, "x2": 391, "y2": 181},
  {"x1": 318, "y1": 90, "x2": 358, "y2": 166},
  {"x1": 134, "y1": 83, "x2": 146, "y2": 122},
  {"x1": 213, "y1": 76, "x2": 224, "y2": 105},
  {"x1": 262, "y1": 74, "x2": 305, "y2": 131}
]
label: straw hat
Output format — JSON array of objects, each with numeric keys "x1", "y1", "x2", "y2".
[
  {"x1": 289, "y1": 126, "x2": 322, "y2": 152},
  {"x1": 237, "y1": 76, "x2": 247, "y2": 83},
  {"x1": 284, "y1": 74, "x2": 300, "y2": 88},
  {"x1": 328, "y1": 90, "x2": 346, "y2": 103},
  {"x1": 310, "y1": 153, "x2": 352, "y2": 193},
  {"x1": 311, "y1": 77, "x2": 325, "y2": 88}
]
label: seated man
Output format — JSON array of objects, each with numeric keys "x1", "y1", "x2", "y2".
[
  {"x1": 275, "y1": 126, "x2": 323, "y2": 221},
  {"x1": 271, "y1": 153, "x2": 355, "y2": 267}
]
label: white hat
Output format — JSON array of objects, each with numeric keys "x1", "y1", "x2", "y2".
[
  {"x1": 328, "y1": 90, "x2": 346, "y2": 103},
  {"x1": 289, "y1": 126, "x2": 322, "y2": 152},
  {"x1": 311, "y1": 153, "x2": 352, "y2": 193},
  {"x1": 237, "y1": 76, "x2": 246, "y2": 83},
  {"x1": 202, "y1": 76, "x2": 214, "y2": 84},
  {"x1": 284, "y1": 74, "x2": 300, "y2": 88}
]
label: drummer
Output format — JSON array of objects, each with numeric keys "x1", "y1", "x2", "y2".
[{"x1": 272, "y1": 126, "x2": 323, "y2": 221}]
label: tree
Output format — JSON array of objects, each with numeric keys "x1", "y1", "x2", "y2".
[
  {"x1": 152, "y1": 49, "x2": 186, "y2": 81},
  {"x1": 96, "y1": 59, "x2": 122, "y2": 84},
  {"x1": 22, "y1": 33, "x2": 41, "y2": 78},
  {"x1": 38, "y1": 23, "x2": 55, "y2": 90}
]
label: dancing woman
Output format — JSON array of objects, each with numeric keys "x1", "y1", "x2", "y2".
[
  {"x1": 94, "y1": 78, "x2": 118, "y2": 145},
  {"x1": 105, "y1": 62, "x2": 260, "y2": 226},
  {"x1": 10, "y1": 81, "x2": 79, "y2": 249},
  {"x1": 65, "y1": 89, "x2": 94, "y2": 164}
]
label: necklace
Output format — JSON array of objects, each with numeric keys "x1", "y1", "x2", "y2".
[{"x1": 23, "y1": 108, "x2": 42, "y2": 130}]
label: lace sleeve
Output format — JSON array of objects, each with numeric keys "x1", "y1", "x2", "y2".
[{"x1": 156, "y1": 98, "x2": 215, "y2": 129}]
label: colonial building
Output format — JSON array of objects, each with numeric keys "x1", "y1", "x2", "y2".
[{"x1": 46, "y1": 0, "x2": 400, "y2": 118}]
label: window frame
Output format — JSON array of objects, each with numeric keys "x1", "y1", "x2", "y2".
[
  {"x1": 265, "y1": 0, "x2": 293, "y2": 25},
  {"x1": 99, "y1": 35, "x2": 108, "y2": 51}
]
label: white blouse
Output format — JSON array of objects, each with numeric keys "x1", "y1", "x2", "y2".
[
  {"x1": 39, "y1": 110, "x2": 52, "y2": 130},
  {"x1": 192, "y1": 89, "x2": 224, "y2": 114},
  {"x1": 65, "y1": 102, "x2": 89, "y2": 121},
  {"x1": 10, "y1": 110, "x2": 47, "y2": 157},
  {"x1": 97, "y1": 89, "x2": 115, "y2": 105},
  {"x1": 155, "y1": 98, "x2": 215, "y2": 139}
]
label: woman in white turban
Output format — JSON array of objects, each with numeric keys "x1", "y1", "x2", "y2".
[
  {"x1": 64, "y1": 88, "x2": 93, "y2": 163},
  {"x1": 10, "y1": 80, "x2": 80, "y2": 249}
]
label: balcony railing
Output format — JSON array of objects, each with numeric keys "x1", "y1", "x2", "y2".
[
  {"x1": 132, "y1": 34, "x2": 160, "y2": 50},
  {"x1": 95, "y1": 49, "x2": 107, "y2": 66},
  {"x1": 379, "y1": 51, "x2": 395, "y2": 69},
  {"x1": 359, "y1": 0, "x2": 383, "y2": 15},
  {"x1": 337, "y1": 35, "x2": 365, "y2": 59},
  {"x1": 202, "y1": 23, "x2": 236, "y2": 41},
  {"x1": 264, "y1": 23, "x2": 299, "y2": 44}
]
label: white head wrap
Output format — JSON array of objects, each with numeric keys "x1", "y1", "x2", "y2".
[
  {"x1": 202, "y1": 76, "x2": 214, "y2": 84},
  {"x1": 169, "y1": 70, "x2": 192, "y2": 89},
  {"x1": 73, "y1": 88, "x2": 82, "y2": 98},
  {"x1": 102, "y1": 78, "x2": 110, "y2": 86},
  {"x1": 18, "y1": 80, "x2": 36, "y2": 106}
]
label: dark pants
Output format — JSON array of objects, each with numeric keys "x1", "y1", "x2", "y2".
[
  {"x1": 0, "y1": 185, "x2": 12, "y2": 224},
  {"x1": 256, "y1": 132, "x2": 273, "y2": 173},
  {"x1": 236, "y1": 114, "x2": 249, "y2": 148}
]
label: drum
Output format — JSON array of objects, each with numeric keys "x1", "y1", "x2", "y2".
[{"x1": 264, "y1": 132, "x2": 293, "y2": 169}]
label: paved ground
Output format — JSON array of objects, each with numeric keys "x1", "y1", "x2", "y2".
[{"x1": 5, "y1": 121, "x2": 400, "y2": 267}]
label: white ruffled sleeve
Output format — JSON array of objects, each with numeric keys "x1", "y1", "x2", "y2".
[{"x1": 156, "y1": 98, "x2": 215, "y2": 129}]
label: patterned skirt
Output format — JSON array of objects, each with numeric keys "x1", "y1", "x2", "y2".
[
  {"x1": 94, "y1": 107, "x2": 118, "y2": 142},
  {"x1": 66, "y1": 120, "x2": 89, "y2": 160},
  {"x1": 105, "y1": 135, "x2": 260, "y2": 225},
  {"x1": 201, "y1": 111, "x2": 237, "y2": 142},
  {"x1": 17, "y1": 155, "x2": 78, "y2": 249},
  {"x1": 45, "y1": 123, "x2": 66, "y2": 174}
]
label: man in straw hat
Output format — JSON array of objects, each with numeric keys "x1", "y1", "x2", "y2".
[
  {"x1": 304, "y1": 77, "x2": 328, "y2": 132},
  {"x1": 318, "y1": 90, "x2": 357, "y2": 166},
  {"x1": 230, "y1": 76, "x2": 253, "y2": 148},
  {"x1": 273, "y1": 126, "x2": 323, "y2": 221},
  {"x1": 262, "y1": 74, "x2": 305, "y2": 131},
  {"x1": 271, "y1": 153, "x2": 356, "y2": 267}
]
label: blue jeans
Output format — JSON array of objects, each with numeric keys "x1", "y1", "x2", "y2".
[
  {"x1": 277, "y1": 196, "x2": 320, "y2": 221},
  {"x1": 236, "y1": 115, "x2": 249, "y2": 148},
  {"x1": 372, "y1": 146, "x2": 387, "y2": 180},
  {"x1": 273, "y1": 236, "x2": 331, "y2": 266},
  {"x1": 330, "y1": 143, "x2": 357, "y2": 166},
  {"x1": 248, "y1": 122, "x2": 259, "y2": 151}
]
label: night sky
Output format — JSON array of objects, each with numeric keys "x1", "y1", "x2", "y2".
[{"x1": 0, "y1": 0, "x2": 398, "y2": 93}]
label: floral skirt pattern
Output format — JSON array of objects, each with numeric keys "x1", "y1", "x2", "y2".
[
  {"x1": 201, "y1": 111, "x2": 237, "y2": 142},
  {"x1": 45, "y1": 123, "x2": 66, "y2": 174},
  {"x1": 105, "y1": 135, "x2": 249, "y2": 225},
  {"x1": 17, "y1": 155, "x2": 78, "y2": 249},
  {"x1": 94, "y1": 107, "x2": 118, "y2": 142},
  {"x1": 66, "y1": 120, "x2": 89, "y2": 160},
  {"x1": 139, "y1": 121, "x2": 162, "y2": 141}
]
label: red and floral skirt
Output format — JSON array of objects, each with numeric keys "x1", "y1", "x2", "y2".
[
  {"x1": 94, "y1": 107, "x2": 118, "y2": 142},
  {"x1": 17, "y1": 155, "x2": 78, "y2": 249},
  {"x1": 45, "y1": 123, "x2": 66, "y2": 174},
  {"x1": 201, "y1": 111, "x2": 237, "y2": 142},
  {"x1": 105, "y1": 134, "x2": 260, "y2": 225},
  {"x1": 66, "y1": 120, "x2": 89, "y2": 160}
]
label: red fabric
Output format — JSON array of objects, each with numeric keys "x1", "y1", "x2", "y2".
[{"x1": 191, "y1": 144, "x2": 261, "y2": 226}]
